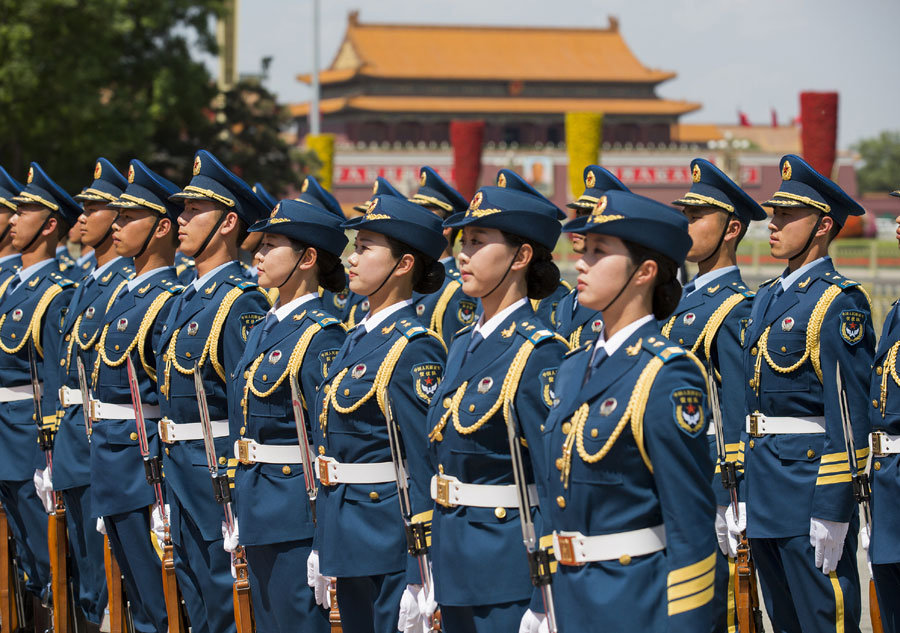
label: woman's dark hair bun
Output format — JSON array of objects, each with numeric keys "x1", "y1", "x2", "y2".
[
  {"x1": 500, "y1": 232, "x2": 560, "y2": 300},
  {"x1": 413, "y1": 259, "x2": 445, "y2": 295},
  {"x1": 622, "y1": 240, "x2": 681, "y2": 320},
  {"x1": 318, "y1": 256, "x2": 348, "y2": 293}
]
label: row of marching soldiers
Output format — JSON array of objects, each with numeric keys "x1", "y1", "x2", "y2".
[{"x1": 0, "y1": 146, "x2": 897, "y2": 633}]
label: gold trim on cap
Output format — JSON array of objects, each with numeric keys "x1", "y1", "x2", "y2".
[
  {"x1": 180, "y1": 186, "x2": 235, "y2": 208},
  {"x1": 118, "y1": 193, "x2": 165, "y2": 214},
  {"x1": 82, "y1": 188, "x2": 118, "y2": 202},
  {"x1": 409, "y1": 194, "x2": 453, "y2": 212},
  {"x1": 765, "y1": 192, "x2": 830, "y2": 214},
  {"x1": 13, "y1": 191, "x2": 59, "y2": 211},
  {"x1": 673, "y1": 193, "x2": 734, "y2": 213},
  {"x1": 0, "y1": 197, "x2": 16, "y2": 211}
]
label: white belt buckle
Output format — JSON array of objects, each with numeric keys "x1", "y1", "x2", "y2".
[
  {"x1": 236, "y1": 439, "x2": 252, "y2": 464},
  {"x1": 434, "y1": 475, "x2": 454, "y2": 508},
  {"x1": 317, "y1": 456, "x2": 334, "y2": 486},
  {"x1": 159, "y1": 418, "x2": 173, "y2": 444},
  {"x1": 872, "y1": 431, "x2": 887, "y2": 457}
]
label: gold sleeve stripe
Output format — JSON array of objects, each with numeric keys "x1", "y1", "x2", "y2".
[
  {"x1": 725, "y1": 443, "x2": 741, "y2": 452},
  {"x1": 227, "y1": 458, "x2": 239, "y2": 467},
  {"x1": 667, "y1": 552, "x2": 717, "y2": 586},
  {"x1": 411, "y1": 510, "x2": 433, "y2": 525},
  {"x1": 669, "y1": 583, "x2": 715, "y2": 616},
  {"x1": 668, "y1": 568, "x2": 715, "y2": 601},
  {"x1": 820, "y1": 448, "x2": 869, "y2": 464},
  {"x1": 817, "y1": 463, "x2": 851, "y2": 475},
  {"x1": 816, "y1": 474, "x2": 852, "y2": 485}
]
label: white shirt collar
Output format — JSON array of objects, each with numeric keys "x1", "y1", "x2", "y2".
[
  {"x1": 0, "y1": 254, "x2": 19, "y2": 267},
  {"x1": 359, "y1": 298, "x2": 414, "y2": 332},
  {"x1": 127, "y1": 265, "x2": 174, "y2": 292},
  {"x1": 191, "y1": 261, "x2": 234, "y2": 292},
  {"x1": 91, "y1": 256, "x2": 123, "y2": 281},
  {"x1": 473, "y1": 297, "x2": 528, "y2": 340},
  {"x1": 16, "y1": 258, "x2": 56, "y2": 285},
  {"x1": 780, "y1": 256, "x2": 829, "y2": 291},
  {"x1": 439, "y1": 256, "x2": 454, "y2": 265},
  {"x1": 272, "y1": 292, "x2": 319, "y2": 322},
  {"x1": 593, "y1": 314, "x2": 655, "y2": 361},
  {"x1": 55, "y1": 245, "x2": 67, "y2": 256},
  {"x1": 688, "y1": 265, "x2": 738, "y2": 296}
]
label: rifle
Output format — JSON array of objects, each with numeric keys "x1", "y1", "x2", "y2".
[
  {"x1": 706, "y1": 358, "x2": 763, "y2": 632},
  {"x1": 0, "y1": 501, "x2": 20, "y2": 632},
  {"x1": 29, "y1": 341, "x2": 71, "y2": 633},
  {"x1": 289, "y1": 374, "x2": 342, "y2": 633},
  {"x1": 506, "y1": 400, "x2": 557, "y2": 633},
  {"x1": 75, "y1": 355, "x2": 93, "y2": 443},
  {"x1": 381, "y1": 393, "x2": 439, "y2": 632},
  {"x1": 193, "y1": 363, "x2": 253, "y2": 633},
  {"x1": 126, "y1": 356, "x2": 184, "y2": 633},
  {"x1": 835, "y1": 363, "x2": 883, "y2": 633}
]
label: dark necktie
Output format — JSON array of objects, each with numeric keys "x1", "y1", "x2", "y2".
[
  {"x1": 344, "y1": 325, "x2": 367, "y2": 356},
  {"x1": 4, "y1": 275, "x2": 22, "y2": 299},
  {"x1": 586, "y1": 346, "x2": 607, "y2": 382},
  {"x1": 681, "y1": 279, "x2": 696, "y2": 298},
  {"x1": 262, "y1": 312, "x2": 278, "y2": 335},
  {"x1": 762, "y1": 282, "x2": 785, "y2": 321},
  {"x1": 463, "y1": 331, "x2": 484, "y2": 365}
]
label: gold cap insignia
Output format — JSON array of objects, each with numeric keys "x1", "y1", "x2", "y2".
[
  {"x1": 193, "y1": 155, "x2": 202, "y2": 176},
  {"x1": 419, "y1": 170, "x2": 427, "y2": 187},
  {"x1": 372, "y1": 181, "x2": 379, "y2": 195},
  {"x1": 595, "y1": 196, "x2": 608, "y2": 215},
  {"x1": 692, "y1": 164, "x2": 701, "y2": 183},
  {"x1": 127, "y1": 165, "x2": 135, "y2": 184},
  {"x1": 27, "y1": 167, "x2": 34, "y2": 184},
  {"x1": 471, "y1": 192, "x2": 483, "y2": 209},
  {"x1": 270, "y1": 203, "x2": 280, "y2": 218},
  {"x1": 782, "y1": 160, "x2": 792, "y2": 181},
  {"x1": 94, "y1": 162, "x2": 102, "y2": 180},
  {"x1": 497, "y1": 173, "x2": 507, "y2": 188},
  {"x1": 585, "y1": 171, "x2": 596, "y2": 189},
  {"x1": 366, "y1": 198, "x2": 378, "y2": 214},
  {"x1": 301, "y1": 178, "x2": 309, "y2": 193}
]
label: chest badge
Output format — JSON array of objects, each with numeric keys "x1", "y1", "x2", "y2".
[
  {"x1": 683, "y1": 313, "x2": 696, "y2": 326},
  {"x1": 360, "y1": 299, "x2": 370, "y2": 313},
  {"x1": 85, "y1": 307, "x2": 95, "y2": 320},
  {"x1": 599, "y1": 397, "x2": 617, "y2": 416},
  {"x1": 268, "y1": 350, "x2": 282, "y2": 365},
  {"x1": 477, "y1": 377, "x2": 494, "y2": 394},
  {"x1": 781, "y1": 317, "x2": 794, "y2": 332},
  {"x1": 187, "y1": 321, "x2": 200, "y2": 336},
  {"x1": 416, "y1": 303, "x2": 426, "y2": 316},
  {"x1": 351, "y1": 363, "x2": 366, "y2": 379},
  {"x1": 117, "y1": 318, "x2": 128, "y2": 332},
  {"x1": 591, "y1": 319, "x2": 603, "y2": 333},
  {"x1": 11, "y1": 309, "x2": 23, "y2": 322}
]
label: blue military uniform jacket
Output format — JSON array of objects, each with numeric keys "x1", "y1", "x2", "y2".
[
  {"x1": 868, "y1": 300, "x2": 900, "y2": 564},
  {"x1": 44, "y1": 257, "x2": 134, "y2": 491},
  {"x1": 0, "y1": 255, "x2": 21, "y2": 285},
  {"x1": 554, "y1": 288, "x2": 603, "y2": 348},
  {"x1": 90, "y1": 267, "x2": 181, "y2": 517},
  {"x1": 313, "y1": 304, "x2": 446, "y2": 581},
  {"x1": 539, "y1": 320, "x2": 716, "y2": 632},
  {"x1": 427, "y1": 303, "x2": 568, "y2": 606},
  {"x1": 532, "y1": 280, "x2": 572, "y2": 330},
  {"x1": 230, "y1": 297, "x2": 345, "y2": 546},
  {"x1": 0, "y1": 261, "x2": 76, "y2": 480},
  {"x1": 742, "y1": 257, "x2": 874, "y2": 537},
  {"x1": 174, "y1": 252, "x2": 196, "y2": 285},
  {"x1": 155, "y1": 262, "x2": 271, "y2": 542},
  {"x1": 661, "y1": 268, "x2": 754, "y2": 506},
  {"x1": 412, "y1": 258, "x2": 478, "y2": 345},
  {"x1": 341, "y1": 291, "x2": 369, "y2": 328}
]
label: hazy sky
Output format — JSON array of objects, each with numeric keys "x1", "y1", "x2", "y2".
[{"x1": 231, "y1": 0, "x2": 899, "y2": 149}]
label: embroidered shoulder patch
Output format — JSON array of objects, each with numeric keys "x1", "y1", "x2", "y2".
[
  {"x1": 539, "y1": 368, "x2": 558, "y2": 408},
  {"x1": 411, "y1": 362, "x2": 443, "y2": 404},
  {"x1": 456, "y1": 299, "x2": 477, "y2": 326},
  {"x1": 239, "y1": 312, "x2": 266, "y2": 342},
  {"x1": 671, "y1": 388, "x2": 705, "y2": 437},
  {"x1": 318, "y1": 348, "x2": 340, "y2": 378},
  {"x1": 332, "y1": 289, "x2": 349, "y2": 310},
  {"x1": 839, "y1": 310, "x2": 865, "y2": 345}
]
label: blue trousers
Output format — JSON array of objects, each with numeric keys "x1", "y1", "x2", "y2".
[
  {"x1": 0, "y1": 479, "x2": 50, "y2": 597},
  {"x1": 335, "y1": 572, "x2": 405, "y2": 633},
  {"x1": 712, "y1": 550, "x2": 738, "y2": 633},
  {"x1": 105, "y1": 508, "x2": 168, "y2": 633},
  {"x1": 246, "y1": 540, "x2": 330, "y2": 633},
  {"x1": 752, "y1": 531, "x2": 860, "y2": 633},
  {"x1": 872, "y1": 563, "x2": 900, "y2": 633},
  {"x1": 62, "y1": 485, "x2": 107, "y2": 624},
  {"x1": 440, "y1": 599, "x2": 530, "y2": 633}
]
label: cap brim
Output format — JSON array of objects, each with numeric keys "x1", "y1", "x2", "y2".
[{"x1": 891, "y1": 190, "x2": 900, "y2": 198}]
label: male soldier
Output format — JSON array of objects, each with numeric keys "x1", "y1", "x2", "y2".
[
  {"x1": 735, "y1": 155, "x2": 873, "y2": 632},
  {"x1": 90, "y1": 159, "x2": 186, "y2": 633},
  {"x1": 554, "y1": 165, "x2": 630, "y2": 347},
  {"x1": 0, "y1": 167, "x2": 24, "y2": 284},
  {"x1": 155, "y1": 150, "x2": 271, "y2": 633},
  {"x1": 40, "y1": 158, "x2": 133, "y2": 630},
  {"x1": 665, "y1": 158, "x2": 766, "y2": 632},
  {"x1": 0, "y1": 163, "x2": 80, "y2": 625},
  {"x1": 407, "y1": 166, "x2": 479, "y2": 344}
]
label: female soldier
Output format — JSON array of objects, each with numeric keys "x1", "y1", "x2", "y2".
[
  {"x1": 522, "y1": 190, "x2": 716, "y2": 632},
  {"x1": 310, "y1": 195, "x2": 448, "y2": 633},
  {"x1": 227, "y1": 199, "x2": 348, "y2": 633},
  {"x1": 425, "y1": 180, "x2": 569, "y2": 633}
]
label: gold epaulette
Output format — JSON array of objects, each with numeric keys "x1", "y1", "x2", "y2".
[{"x1": 0, "y1": 281, "x2": 65, "y2": 357}]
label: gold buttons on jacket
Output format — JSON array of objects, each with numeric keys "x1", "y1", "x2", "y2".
[
  {"x1": 807, "y1": 449, "x2": 816, "y2": 459},
  {"x1": 780, "y1": 346, "x2": 787, "y2": 353},
  {"x1": 590, "y1": 428, "x2": 599, "y2": 438},
  {"x1": 556, "y1": 496, "x2": 566, "y2": 508},
  {"x1": 468, "y1": 404, "x2": 475, "y2": 412},
  {"x1": 369, "y1": 491, "x2": 379, "y2": 500},
  {"x1": 262, "y1": 374, "x2": 267, "y2": 381},
  {"x1": 749, "y1": 440, "x2": 755, "y2": 449},
  {"x1": 283, "y1": 466, "x2": 292, "y2": 475},
  {"x1": 494, "y1": 507, "x2": 507, "y2": 519},
  {"x1": 750, "y1": 348, "x2": 758, "y2": 356},
  {"x1": 561, "y1": 422, "x2": 572, "y2": 434},
  {"x1": 114, "y1": 345, "x2": 120, "y2": 351},
  {"x1": 678, "y1": 338, "x2": 684, "y2": 345},
  {"x1": 344, "y1": 389, "x2": 350, "y2": 396},
  {"x1": 244, "y1": 371, "x2": 250, "y2": 379},
  {"x1": 218, "y1": 456, "x2": 226, "y2": 466},
  {"x1": 443, "y1": 397, "x2": 451, "y2": 408},
  {"x1": 186, "y1": 351, "x2": 191, "y2": 358},
  {"x1": 129, "y1": 432, "x2": 138, "y2": 441},
  {"x1": 874, "y1": 462, "x2": 882, "y2": 471},
  {"x1": 555, "y1": 458, "x2": 564, "y2": 471},
  {"x1": 873, "y1": 400, "x2": 879, "y2": 408},
  {"x1": 876, "y1": 367, "x2": 883, "y2": 376},
  {"x1": 619, "y1": 555, "x2": 632, "y2": 566},
  {"x1": 318, "y1": 446, "x2": 325, "y2": 455},
  {"x1": 59, "y1": 359, "x2": 65, "y2": 366}
]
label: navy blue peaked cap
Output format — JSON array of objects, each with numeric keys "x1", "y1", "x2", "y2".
[
  {"x1": 343, "y1": 195, "x2": 447, "y2": 260},
  {"x1": 409, "y1": 166, "x2": 468, "y2": 215},
  {"x1": 564, "y1": 190, "x2": 692, "y2": 265},
  {"x1": 763, "y1": 154, "x2": 864, "y2": 227},
  {"x1": 0, "y1": 167, "x2": 24, "y2": 211},
  {"x1": 569, "y1": 165, "x2": 630, "y2": 210},
  {"x1": 75, "y1": 158, "x2": 128, "y2": 203},
  {"x1": 352, "y1": 177, "x2": 404, "y2": 212},
  {"x1": 110, "y1": 160, "x2": 183, "y2": 220},
  {"x1": 891, "y1": 189, "x2": 899, "y2": 198},
  {"x1": 12, "y1": 162, "x2": 81, "y2": 226},
  {"x1": 495, "y1": 169, "x2": 566, "y2": 220},
  {"x1": 170, "y1": 150, "x2": 269, "y2": 226},
  {"x1": 249, "y1": 199, "x2": 348, "y2": 258},
  {"x1": 673, "y1": 159, "x2": 767, "y2": 224},
  {"x1": 252, "y1": 183, "x2": 278, "y2": 211},
  {"x1": 298, "y1": 176, "x2": 345, "y2": 219}
]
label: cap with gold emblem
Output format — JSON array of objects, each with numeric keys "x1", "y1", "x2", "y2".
[
  {"x1": 252, "y1": 182, "x2": 278, "y2": 212},
  {"x1": 763, "y1": 154, "x2": 864, "y2": 226},
  {"x1": 352, "y1": 177, "x2": 404, "y2": 212},
  {"x1": 568, "y1": 165, "x2": 630, "y2": 212},
  {"x1": 74, "y1": 157, "x2": 128, "y2": 203},
  {"x1": 343, "y1": 195, "x2": 447, "y2": 260},
  {"x1": 109, "y1": 159, "x2": 183, "y2": 220},
  {"x1": 11, "y1": 161, "x2": 82, "y2": 226},
  {"x1": 0, "y1": 166, "x2": 24, "y2": 211},
  {"x1": 297, "y1": 175, "x2": 345, "y2": 219},
  {"x1": 408, "y1": 166, "x2": 467, "y2": 218},
  {"x1": 248, "y1": 199, "x2": 348, "y2": 257},
  {"x1": 673, "y1": 158, "x2": 766, "y2": 224}
]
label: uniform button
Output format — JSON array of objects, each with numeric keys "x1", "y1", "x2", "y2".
[
  {"x1": 877, "y1": 367, "x2": 883, "y2": 376},
  {"x1": 468, "y1": 404, "x2": 475, "y2": 412},
  {"x1": 556, "y1": 496, "x2": 566, "y2": 508},
  {"x1": 369, "y1": 491, "x2": 379, "y2": 500},
  {"x1": 874, "y1": 461, "x2": 882, "y2": 471},
  {"x1": 318, "y1": 446, "x2": 325, "y2": 455},
  {"x1": 64, "y1": 334, "x2": 70, "y2": 342},
  {"x1": 619, "y1": 554, "x2": 632, "y2": 566},
  {"x1": 240, "y1": 427, "x2": 246, "y2": 436},
  {"x1": 344, "y1": 389, "x2": 350, "y2": 396},
  {"x1": 218, "y1": 456, "x2": 226, "y2": 466},
  {"x1": 494, "y1": 507, "x2": 507, "y2": 519},
  {"x1": 749, "y1": 440, "x2": 755, "y2": 449},
  {"x1": 262, "y1": 374, "x2": 267, "y2": 381},
  {"x1": 561, "y1": 422, "x2": 572, "y2": 434},
  {"x1": 780, "y1": 346, "x2": 787, "y2": 353},
  {"x1": 590, "y1": 428, "x2": 599, "y2": 438},
  {"x1": 114, "y1": 345, "x2": 120, "y2": 351},
  {"x1": 129, "y1": 432, "x2": 138, "y2": 441},
  {"x1": 540, "y1": 424, "x2": 545, "y2": 432},
  {"x1": 678, "y1": 338, "x2": 684, "y2": 344},
  {"x1": 438, "y1": 464, "x2": 444, "y2": 474},
  {"x1": 185, "y1": 351, "x2": 191, "y2": 358},
  {"x1": 807, "y1": 449, "x2": 816, "y2": 459},
  {"x1": 443, "y1": 397, "x2": 451, "y2": 408},
  {"x1": 165, "y1": 447, "x2": 170, "y2": 455},
  {"x1": 244, "y1": 371, "x2": 250, "y2": 379},
  {"x1": 323, "y1": 385, "x2": 330, "y2": 394},
  {"x1": 750, "y1": 348, "x2": 758, "y2": 356},
  {"x1": 555, "y1": 458, "x2": 564, "y2": 471},
  {"x1": 60, "y1": 359, "x2": 65, "y2": 366},
  {"x1": 283, "y1": 466, "x2": 292, "y2": 475},
  {"x1": 82, "y1": 333, "x2": 87, "y2": 338},
  {"x1": 873, "y1": 400, "x2": 879, "y2": 408}
]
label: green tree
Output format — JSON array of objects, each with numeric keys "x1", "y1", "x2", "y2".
[{"x1": 854, "y1": 130, "x2": 900, "y2": 194}]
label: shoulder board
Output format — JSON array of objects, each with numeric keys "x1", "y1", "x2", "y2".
[
  {"x1": 452, "y1": 323, "x2": 475, "y2": 340},
  {"x1": 641, "y1": 336, "x2": 686, "y2": 363},
  {"x1": 395, "y1": 319, "x2": 428, "y2": 340},
  {"x1": 759, "y1": 277, "x2": 779, "y2": 288},
  {"x1": 524, "y1": 326, "x2": 558, "y2": 346},
  {"x1": 564, "y1": 341, "x2": 592, "y2": 358},
  {"x1": 309, "y1": 310, "x2": 342, "y2": 329},
  {"x1": 164, "y1": 283, "x2": 184, "y2": 294},
  {"x1": 50, "y1": 272, "x2": 75, "y2": 288},
  {"x1": 226, "y1": 274, "x2": 258, "y2": 290},
  {"x1": 822, "y1": 271, "x2": 859, "y2": 289}
]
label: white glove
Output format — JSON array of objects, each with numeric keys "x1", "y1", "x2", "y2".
[
  {"x1": 809, "y1": 517, "x2": 849, "y2": 575},
  {"x1": 715, "y1": 506, "x2": 730, "y2": 557},
  {"x1": 397, "y1": 584, "x2": 424, "y2": 633},
  {"x1": 860, "y1": 523, "x2": 871, "y2": 552},
  {"x1": 33, "y1": 469, "x2": 54, "y2": 514},
  {"x1": 221, "y1": 519, "x2": 239, "y2": 554},
  {"x1": 519, "y1": 608, "x2": 549, "y2": 633},
  {"x1": 96, "y1": 517, "x2": 107, "y2": 535},
  {"x1": 151, "y1": 504, "x2": 169, "y2": 550},
  {"x1": 417, "y1": 578, "x2": 437, "y2": 624},
  {"x1": 306, "y1": 550, "x2": 332, "y2": 609},
  {"x1": 725, "y1": 501, "x2": 746, "y2": 538}
]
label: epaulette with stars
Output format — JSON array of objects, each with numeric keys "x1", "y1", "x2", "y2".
[
  {"x1": 397, "y1": 318, "x2": 429, "y2": 340},
  {"x1": 641, "y1": 335, "x2": 686, "y2": 363},
  {"x1": 50, "y1": 271, "x2": 75, "y2": 288},
  {"x1": 514, "y1": 320, "x2": 568, "y2": 347},
  {"x1": 226, "y1": 274, "x2": 258, "y2": 290},
  {"x1": 726, "y1": 280, "x2": 755, "y2": 299},
  {"x1": 822, "y1": 270, "x2": 860, "y2": 290},
  {"x1": 309, "y1": 309, "x2": 343, "y2": 329}
]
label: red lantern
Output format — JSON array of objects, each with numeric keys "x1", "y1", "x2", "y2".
[{"x1": 450, "y1": 120, "x2": 485, "y2": 200}]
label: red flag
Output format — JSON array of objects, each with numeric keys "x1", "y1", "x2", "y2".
[
  {"x1": 771, "y1": 108, "x2": 778, "y2": 127},
  {"x1": 738, "y1": 111, "x2": 751, "y2": 127}
]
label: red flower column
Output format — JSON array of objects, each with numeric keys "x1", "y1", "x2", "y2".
[
  {"x1": 799, "y1": 92, "x2": 838, "y2": 178},
  {"x1": 450, "y1": 120, "x2": 485, "y2": 201}
]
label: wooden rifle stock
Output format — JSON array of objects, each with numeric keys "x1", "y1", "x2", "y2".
[
  {"x1": 870, "y1": 578, "x2": 884, "y2": 633},
  {"x1": 735, "y1": 537, "x2": 763, "y2": 633},
  {"x1": 161, "y1": 540, "x2": 185, "y2": 633},
  {"x1": 329, "y1": 586, "x2": 342, "y2": 633},
  {"x1": 232, "y1": 546, "x2": 253, "y2": 633},
  {"x1": 0, "y1": 502, "x2": 18, "y2": 632},
  {"x1": 103, "y1": 535, "x2": 128, "y2": 633},
  {"x1": 49, "y1": 493, "x2": 70, "y2": 633}
]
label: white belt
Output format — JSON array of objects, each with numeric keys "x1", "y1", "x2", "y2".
[
  {"x1": 0, "y1": 384, "x2": 39, "y2": 402},
  {"x1": 430, "y1": 474, "x2": 538, "y2": 509},
  {"x1": 158, "y1": 418, "x2": 229, "y2": 443},
  {"x1": 553, "y1": 525, "x2": 666, "y2": 566},
  {"x1": 871, "y1": 431, "x2": 900, "y2": 457},
  {"x1": 234, "y1": 439, "x2": 313, "y2": 465},
  {"x1": 59, "y1": 386, "x2": 82, "y2": 407},
  {"x1": 314, "y1": 456, "x2": 396, "y2": 486},
  {"x1": 746, "y1": 413, "x2": 826, "y2": 436},
  {"x1": 91, "y1": 400, "x2": 161, "y2": 421}
]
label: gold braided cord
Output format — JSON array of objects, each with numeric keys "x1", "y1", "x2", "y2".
[
  {"x1": 429, "y1": 280, "x2": 462, "y2": 339},
  {"x1": 0, "y1": 283, "x2": 62, "y2": 355},
  {"x1": 246, "y1": 323, "x2": 321, "y2": 400},
  {"x1": 568, "y1": 325, "x2": 583, "y2": 349},
  {"x1": 661, "y1": 315, "x2": 676, "y2": 338},
  {"x1": 702, "y1": 294, "x2": 749, "y2": 360},
  {"x1": 137, "y1": 291, "x2": 179, "y2": 381},
  {"x1": 881, "y1": 340, "x2": 900, "y2": 417},
  {"x1": 72, "y1": 315, "x2": 100, "y2": 352}
]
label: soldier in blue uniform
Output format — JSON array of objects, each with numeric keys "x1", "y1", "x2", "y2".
[
  {"x1": 90, "y1": 159, "x2": 186, "y2": 633},
  {"x1": 40, "y1": 157, "x2": 133, "y2": 629},
  {"x1": 665, "y1": 158, "x2": 766, "y2": 632},
  {"x1": 0, "y1": 167, "x2": 24, "y2": 284},
  {"x1": 526, "y1": 189, "x2": 716, "y2": 632},
  {"x1": 1, "y1": 163, "x2": 80, "y2": 614},
  {"x1": 554, "y1": 165, "x2": 630, "y2": 347},
  {"x1": 229, "y1": 199, "x2": 348, "y2": 633},
  {"x1": 734, "y1": 155, "x2": 873, "y2": 632},
  {"x1": 408, "y1": 166, "x2": 479, "y2": 343},
  {"x1": 174, "y1": 250, "x2": 196, "y2": 285},
  {"x1": 425, "y1": 182, "x2": 569, "y2": 633},
  {"x1": 310, "y1": 195, "x2": 448, "y2": 633},
  {"x1": 155, "y1": 150, "x2": 272, "y2": 633}
]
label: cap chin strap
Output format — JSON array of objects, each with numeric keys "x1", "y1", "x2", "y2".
[
  {"x1": 368, "y1": 257, "x2": 403, "y2": 299},
  {"x1": 0, "y1": 223, "x2": 11, "y2": 248},
  {"x1": 276, "y1": 248, "x2": 306, "y2": 290},
  {"x1": 20, "y1": 212, "x2": 51, "y2": 254},
  {"x1": 599, "y1": 258, "x2": 645, "y2": 314},
  {"x1": 481, "y1": 246, "x2": 521, "y2": 301},
  {"x1": 187, "y1": 210, "x2": 226, "y2": 260},
  {"x1": 785, "y1": 212, "x2": 824, "y2": 264},
  {"x1": 132, "y1": 215, "x2": 162, "y2": 260},
  {"x1": 697, "y1": 213, "x2": 733, "y2": 266}
]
